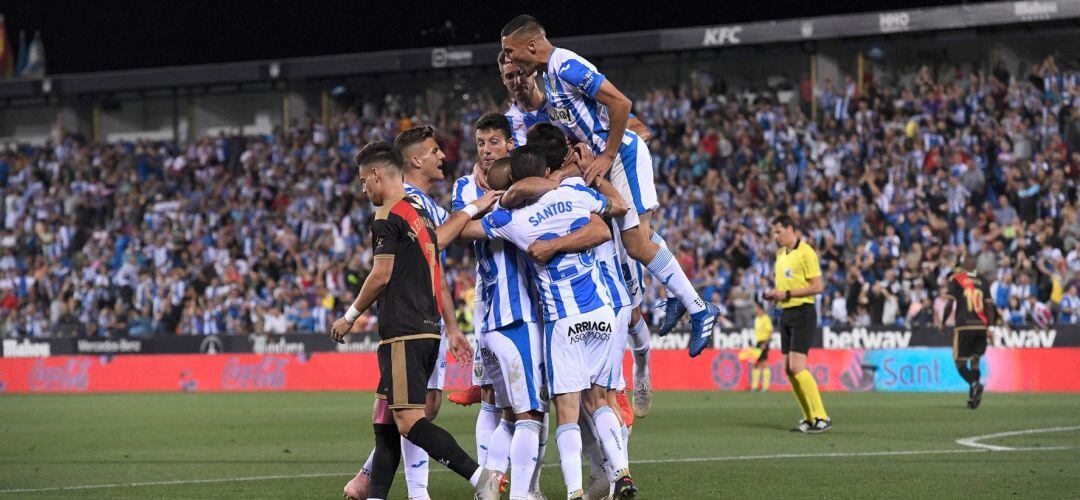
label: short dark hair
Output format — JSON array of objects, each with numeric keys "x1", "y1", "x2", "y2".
[
  {"x1": 474, "y1": 113, "x2": 512, "y2": 142},
  {"x1": 771, "y1": 214, "x2": 796, "y2": 228},
  {"x1": 488, "y1": 157, "x2": 513, "y2": 191},
  {"x1": 501, "y1": 15, "x2": 544, "y2": 38},
  {"x1": 354, "y1": 141, "x2": 404, "y2": 173},
  {"x1": 526, "y1": 123, "x2": 567, "y2": 170},
  {"x1": 394, "y1": 125, "x2": 435, "y2": 154},
  {"x1": 509, "y1": 144, "x2": 548, "y2": 181}
]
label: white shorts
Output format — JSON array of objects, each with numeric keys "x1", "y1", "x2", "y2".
[
  {"x1": 609, "y1": 306, "x2": 632, "y2": 391},
  {"x1": 613, "y1": 229, "x2": 645, "y2": 309},
  {"x1": 609, "y1": 133, "x2": 659, "y2": 232},
  {"x1": 471, "y1": 301, "x2": 497, "y2": 386},
  {"x1": 545, "y1": 307, "x2": 618, "y2": 395},
  {"x1": 486, "y1": 321, "x2": 546, "y2": 414},
  {"x1": 426, "y1": 332, "x2": 448, "y2": 391}
]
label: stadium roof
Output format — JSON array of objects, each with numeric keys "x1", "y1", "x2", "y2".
[{"x1": 1, "y1": 0, "x2": 1077, "y2": 102}]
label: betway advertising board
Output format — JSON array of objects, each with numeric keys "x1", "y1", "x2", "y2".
[
  {"x1": 3, "y1": 325, "x2": 1075, "y2": 359},
  {"x1": 1, "y1": 348, "x2": 1077, "y2": 394}
]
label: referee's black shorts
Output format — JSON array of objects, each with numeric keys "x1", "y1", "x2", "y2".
[
  {"x1": 953, "y1": 327, "x2": 988, "y2": 360},
  {"x1": 779, "y1": 304, "x2": 816, "y2": 355},
  {"x1": 376, "y1": 334, "x2": 441, "y2": 409}
]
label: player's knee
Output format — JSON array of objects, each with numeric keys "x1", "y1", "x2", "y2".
[
  {"x1": 502, "y1": 408, "x2": 516, "y2": 421},
  {"x1": 620, "y1": 228, "x2": 656, "y2": 261}
]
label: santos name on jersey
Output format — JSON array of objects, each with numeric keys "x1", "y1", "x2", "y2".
[{"x1": 480, "y1": 178, "x2": 613, "y2": 321}]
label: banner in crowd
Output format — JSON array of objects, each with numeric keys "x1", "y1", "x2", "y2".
[
  {"x1": 1, "y1": 348, "x2": 1077, "y2": 394},
  {"x1": 3, "y1": 325, "x2": 1077, "y2": 359}
]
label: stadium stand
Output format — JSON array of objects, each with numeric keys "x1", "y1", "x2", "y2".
[{"x1": 0, "y1": 50, "x2": 1076, "y2": 339}]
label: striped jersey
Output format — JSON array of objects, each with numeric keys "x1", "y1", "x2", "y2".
[
  {"x1": 481, "y1": 178, "x2": 612, "y2": 321},
  {"x1": 561, "y1": 177, "x2": 631, "y2": 309},
  {"x1": 543, "y1": 47, "x2": 642, "y2": 157},
  {"x1": 404, "y1": 182, "x2": 449, "y2": 226},
  {"x1": 404, "y1": 181, "x2": 449, "y2": 264},
  {"x1": 505, "y1": 101, "x2": 551, "y2": 147},
  {"x1": 452, "y1": 174, "x2": 538, "y2": 332}
]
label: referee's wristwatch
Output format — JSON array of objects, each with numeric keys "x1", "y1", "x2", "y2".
[{"x1": 785, "y1": 290, "x2": 792, "y2": 301}]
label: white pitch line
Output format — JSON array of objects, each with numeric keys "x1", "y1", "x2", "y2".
[
  {"x1": 0, "y1": 445, "x2": 1069, "y2": 495},
  {"x1": 955, "y1": 425, "x2": 1080, "y2": 451}
]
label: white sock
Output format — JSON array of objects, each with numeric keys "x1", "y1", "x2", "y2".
[
  {"x1": 578, "y1": 411, "x2": 607, "y2": 477},
  {"x1": 484, "y1": 418, "x2": 514, "y2": 474},
  {"x1": 555, "y1": 423, "x2": 583, "y2": 495},
  {"x1": 645, "y1": 244, "x2": 706, "y2": 314},
  {"x1": 475, "y1": 401, "x2": 501, "y2": 467},
  {"x1": 590, "y1": 406, "x2": 629, "y2": 480},
  {"x1": 401, "y1": 437, "x2": 429, "y2": 499},
  {"x1": 468, "y1": 467, "x2": 482, "y2": 487},
  {"x1": 529, "y1": 412, "x2": 549, "y2": 492},
  {"x1": 629, "y1": 316, "x2": 650, "y2": 380},
  {"x1": 360, "y1": 447, "x2": 375, "y2": 477},
  {"x1": 509, "y1": 420, "x2": 542, "y2": 499},
  {"x1": 621, "y1": 424, "x2": 631, "y2": 462}
]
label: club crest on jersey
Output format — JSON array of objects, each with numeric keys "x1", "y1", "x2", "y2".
[{"x1": 552, "y1": 107, "x2": 576, "y2": 126}]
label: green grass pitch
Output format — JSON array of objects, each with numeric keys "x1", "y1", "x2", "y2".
[{"x1": 2, "y1": 391, "x2": 1078, "y2": 498}]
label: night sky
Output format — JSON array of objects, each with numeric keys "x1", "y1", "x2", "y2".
[{"x1": 0, "y1": 0, "x2": 963, "y2": 75}]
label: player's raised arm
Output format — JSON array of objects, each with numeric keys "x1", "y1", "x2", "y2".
[
  {"x1": 501, "y1": 177, "x2": 559, "y2": 209},
  {"x1": 435, "y1": 190, "x2": 503, "y2": 250},
  {"x1": 584, "y1": 79, "x2": 632, "y2": 185},
  {"x1": 593, "y1": 178, "x2": 628, "y2": 218},
  {"x1": 527, "y1": 213, "x2": 611, "y2": 264}
]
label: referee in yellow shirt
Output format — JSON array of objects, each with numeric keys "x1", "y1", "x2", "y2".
[{"x1": 763, "y1": 215, "x2": 831, "y2": 433}]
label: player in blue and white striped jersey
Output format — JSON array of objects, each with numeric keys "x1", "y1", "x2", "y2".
[
  {"x1": 500, "y1": 124, "x2": 643, "y2": 499},
  {"x1": 500, "y1": 15, "x2": 719, "y2": 359},
  {"x1": 448, "y1": 114, "x2": 551, "y2": 500},
  {"x1": 500, "y1": 51, "x2": 551, "y2": 149},
  {"x1": 459, "y1": 145, "x2": 638, "y2": 499}
]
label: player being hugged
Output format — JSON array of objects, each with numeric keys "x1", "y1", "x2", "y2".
[
  {"x1": 457, "y1": 145, "x2": 638, "y2": 499},
  {"x1": 499, "y1": 15, "x2": 719, "y2": 357}
]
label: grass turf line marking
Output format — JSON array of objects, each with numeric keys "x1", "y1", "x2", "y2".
[
  {"x1": 0, "y1": 446, "x2": 1070, "y2": 494},
  {"x1": 955, "y1": 425, "x2": 1080, "y2": 451}
]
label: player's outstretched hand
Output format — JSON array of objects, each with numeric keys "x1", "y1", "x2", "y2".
[
  {"x1": 330, "y1": 318, "x2": 352, "y2": 343},
  {"x1": 471, "y1": 190, "x2": 504, "y2": 215},
  {"x1": 446, "y1": 328, "x2": 474, "y2": 365},
  {"x1": 472, "y1": 161, "x2": 490, "y2": 191},
  {"x1": 583, "y1": 151, "x2": 615, "y2": 186},
  {"x1": 527, "y1": 239, "x2": 558, "y2": 265}
]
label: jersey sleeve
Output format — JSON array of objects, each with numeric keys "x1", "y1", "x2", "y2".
[
  {"x1": 451, "y1": 176, "x2": 472, "y2": 212},
  {"x1": 801, "y1": 248, "x2": 822, "y2": 280},
  {"x1": 555, "y1": 53, "x2": 606, "y2": 100},
  {"x1": 562, "y1": 182, "x2": 609, "y2": 215},
  {"x1": 480, "y1": 207, "x2": 513, "y2": 241},
  {"x1": 371, "y1": 218, "x2": 399, "y2": 259}
]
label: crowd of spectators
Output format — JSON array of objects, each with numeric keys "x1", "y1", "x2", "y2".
[{"x1": 0, "y1": 53, "x2": 1077, "y2": 338}]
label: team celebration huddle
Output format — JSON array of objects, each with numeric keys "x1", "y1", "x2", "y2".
[{"x1": 328, "y1": 15, "x2": 828, "y2": 500}]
